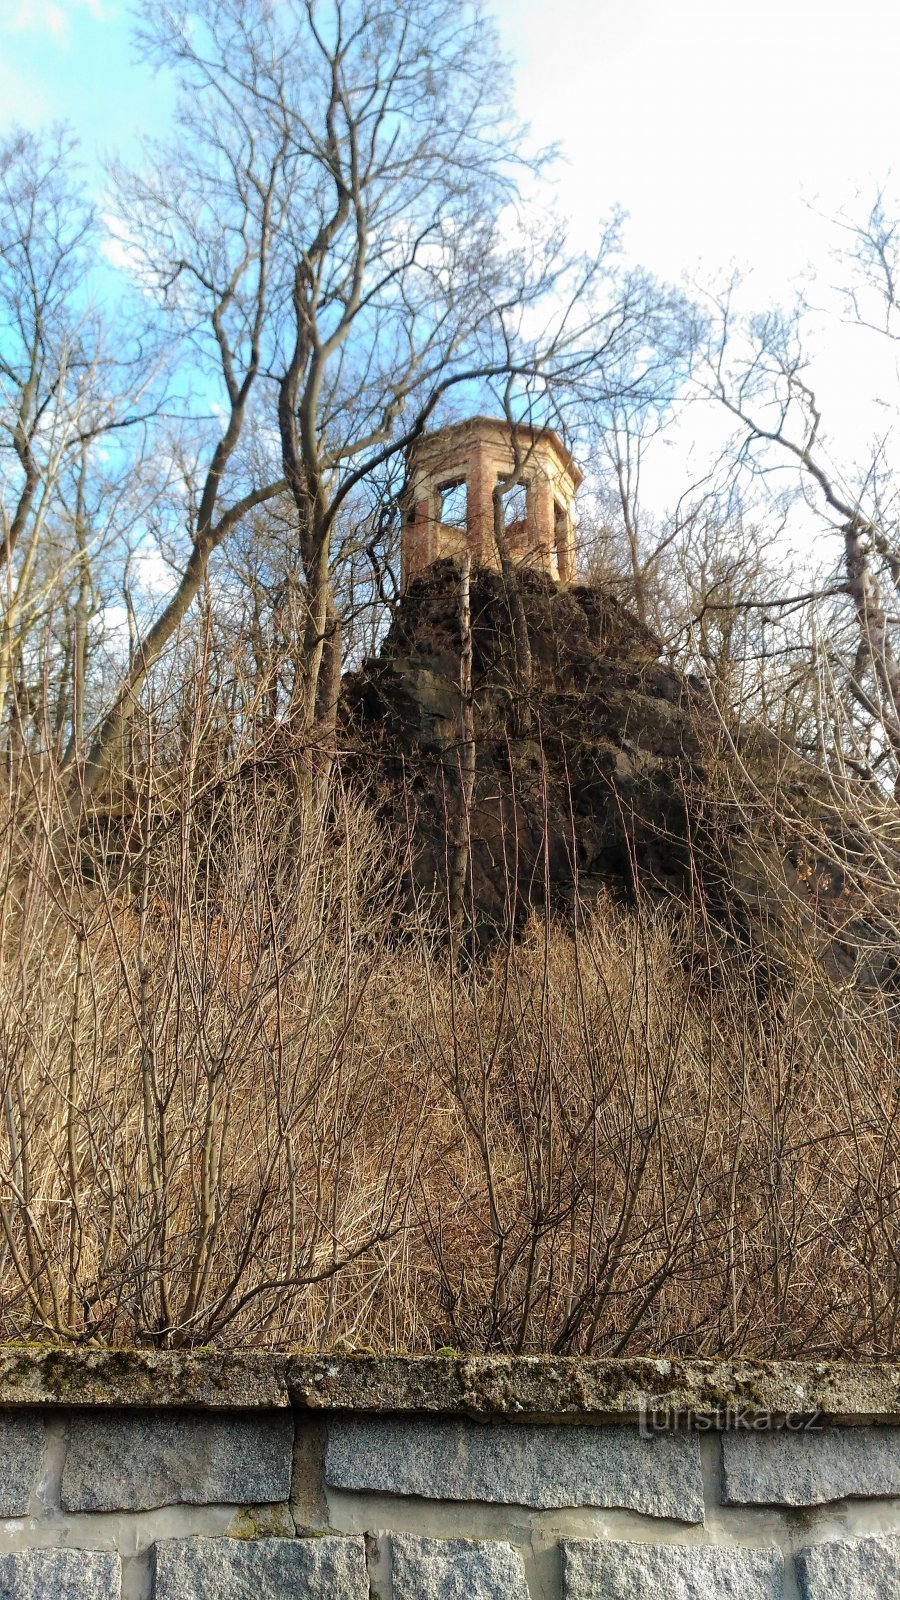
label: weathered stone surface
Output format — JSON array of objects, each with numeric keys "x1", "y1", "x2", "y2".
[
  {"x1": 325, "y1": 1416, "x2": 703, "y2": 1520},
  {"x1": 343, "y1": 560, "x2": 899, "y2": 988},
  {"x1": 287, "y1": 1352, "x2": 900, "y2": 1423},
  {"x1": 723, "y1": 1425, "x2": 900, "y2": 1505},
  {"x1": 797, "y1": 1535, "x2": 900, "y2": 1598},
  {"x1": 0, "y1": 1411, "x2": 44, "y2": 1515},
  {"x1": 0, "y1": 1549, "x2": 119, "y2": 1599},
  {"x1": 0, "y1": 1348, "x2": 894, "y2": 1422},
  {"x1": 61, "y1": 1408, "x2": 293, "y2": 1511},
  {"x1": 562, "y1": 1539, "x2": 783, "y2": 1599},
  {"x1": 290, "y1": 1417, "x2": 329, "y2": 1530},
  {"x1": 391, "y1": 1534, "x2": 529, "y2": 1600},
  {"x1": 153, "y1": 1535, "x2": 368, "y2": 1600},
  {"x1": 0, "y1": 1348, "x2": 288, "y2": 1409}
]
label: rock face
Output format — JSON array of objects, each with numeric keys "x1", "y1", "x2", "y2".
[
  {"x1": 343, "y1": 562, "x2": 895, "y2": 974},
  {"x1": 343, "y1": 563, "x2": 710, "y2": 934}
]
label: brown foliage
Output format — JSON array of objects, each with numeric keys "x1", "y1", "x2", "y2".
[{"x1": 0, "y1": 722, "x2": 898, "y2": 1355}]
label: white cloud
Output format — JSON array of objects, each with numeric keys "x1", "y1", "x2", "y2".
[
  {"x1": 11, "y1": 0, "x2": 112, "y2": 39},
  {"x1": 100, "y1": 210, "x2": 139, "y2": 273},
  {"x1": 132, "y1": 543, "x2": 175, "y2": 602}
]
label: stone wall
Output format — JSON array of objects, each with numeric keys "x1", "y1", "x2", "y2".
[{"x1": 0, "y1": 1350, "x2": 898, "y2": 1597}]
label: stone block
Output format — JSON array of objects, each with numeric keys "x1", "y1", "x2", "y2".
[
  {"x1": 0, "y1": 1411, "x2": 44, "y2": 1515},
  {"x1": 723, "y1": 1425, "x2": 900, "y2": 1505},
  {"x1": 797, "y1": 1534, "x2": 900, "y2": 1598},
  {"x1": 153, "y1": 1535, "x2": 368, "y2": 1599},
  {"x1": 325, "y1": 1416, "x2": 703, "y2": 1520},
  {"x1": 290, "y1": 1417, "x2": 329, "y2": 1529},
  {"x1": 61, "y1": 1408, "x2": 293, "y2": 1511},
  {"x1": 391, "y1": 1534, "x2": 529, "y2": 1600},
  {"x1": 0, "y1": 1349, "x2": 288, "y2": 1409},
  {"x1": 562, "y1": 1539, "x2": 783, "y2": 1599},
  {"x1": 0, "y1": 1549, "x2": 119, "y2": 1599},
  {"x1": 284, "y1": 1352, "x2": 900, "y2": 1423}
]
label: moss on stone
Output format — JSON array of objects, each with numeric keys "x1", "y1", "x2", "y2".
[
  {"x1": 0, "y1": 1347, "x2": 895, "y2": 1423},
  {"x1": 227, "y1": 1504, "x2": 295, "y2": 1539}
]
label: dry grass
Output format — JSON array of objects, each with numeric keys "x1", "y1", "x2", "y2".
[{"x1": 0, "y1": 722, "x2": 898, "y2": 1355}]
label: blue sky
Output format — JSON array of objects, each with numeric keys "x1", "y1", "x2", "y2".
[
  {"x1": 4, "y1": 0, "x2": 898, "y2": 290},
  {"x1": 1, "y1": 2, "x2": 169, "y2": 163},
  {"x1": 5, "y1": 0, "x2": 900, "y2": 536}
]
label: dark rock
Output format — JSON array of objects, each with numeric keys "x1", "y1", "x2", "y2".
[{"x1": 342, "y1": 562, "x2": 899, "y2": 982}]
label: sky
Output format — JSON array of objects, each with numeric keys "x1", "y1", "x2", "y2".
[
  {"x1": 4, "y1": 0, "x2": 897, "y2": 288},
  {"x1": 3, "y1": 0, "x2": 900, "y2": 548},
  {"x1": 494, "y1": 0, "x2": 900, "y2": 295}
]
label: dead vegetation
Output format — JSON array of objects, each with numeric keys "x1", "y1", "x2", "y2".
[{"x1": 1, "y1": 691, "x2": 898, "y2": 1357}]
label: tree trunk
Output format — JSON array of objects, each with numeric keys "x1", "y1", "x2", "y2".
[
  {"x1": 314, "y1": 596, "x2": 343, "y2": 734},
  {"x1": 63, "y1": 469, "x2": 90, "y2": 767},
  {"x1": 843, "y1": 516, "x2": 900, "y2": 794},
  {"x1": 448, "y1": 552, "x2": 476, "y2": 939},
  {"x1": 492, "y1": 484, "x2": 533, "y2": 737}
]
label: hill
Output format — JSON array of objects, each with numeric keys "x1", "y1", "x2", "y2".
[{"x1": 344, "y1": 560, "x2": 899, "y2": 990}]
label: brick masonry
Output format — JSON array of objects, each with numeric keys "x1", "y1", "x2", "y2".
[
  {"x1": 399, "y1": 416, "x2": 581, "y2": 589},
  {"x1": 0, "y1": 1355, "x2": 896, "y2": 1596}
]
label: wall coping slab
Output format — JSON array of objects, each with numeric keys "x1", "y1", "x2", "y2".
[
  {"x1": 286, "y1": 1355, "x2": 900, "y2": 1422},
  {"x1": 0, "y1": 1348, "x2": 290, "y2": 1409},
  {"x1": 0, "y1": 1349, "x2": 899, "y2": 1421}
]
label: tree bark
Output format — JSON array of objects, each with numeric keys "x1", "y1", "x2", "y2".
[
  {"x1": 492, "y1": 480, "x2": 533, "y2": 738},
  {"x1": 448, "y1": 551, "x2": 476, "y2": 939},
  {"x1": 74, "y1": 475, "x2": 284, "y2": 800}
]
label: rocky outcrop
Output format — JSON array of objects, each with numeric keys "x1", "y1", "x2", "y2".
[
  {"x1": 343, "y1": 562, "x2": 705, "y2": 922},
  {"x1": 342, "y1": 562, "x2": 897, "y2": 984}
]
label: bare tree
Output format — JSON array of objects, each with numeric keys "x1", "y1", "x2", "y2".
[
  {"x1": 0, "y1": 128, "x2": 153, "y2": 752},
  {"x1": 700, "y1": 218, "x2": 900, "y2": 793},
  {"x1": 60, "y1": 0, "x2": 687, "y2": 799},
  {"x1": 580, "y1": 400, "x2": 686, "y2": 632},
  {"x1": 71, "y1": 26, "x2": 293, "y2": 797},
  {"x1": 0, "y1": 128, "x2": 94, "y2": 579}
]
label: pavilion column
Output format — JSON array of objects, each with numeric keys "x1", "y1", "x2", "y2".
[
  {"x1": 466, "y1": 443, "x2": 494, "y2": 567},
  {"x1": 532, "y1": 474, "x2": 555, "y2": 566},
  {"x1": 557, "y1": 500, "x2": 576, "y2": 582},
  {"x1": 402, "y1": 495, "x2": 432, "y2": 589}
]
